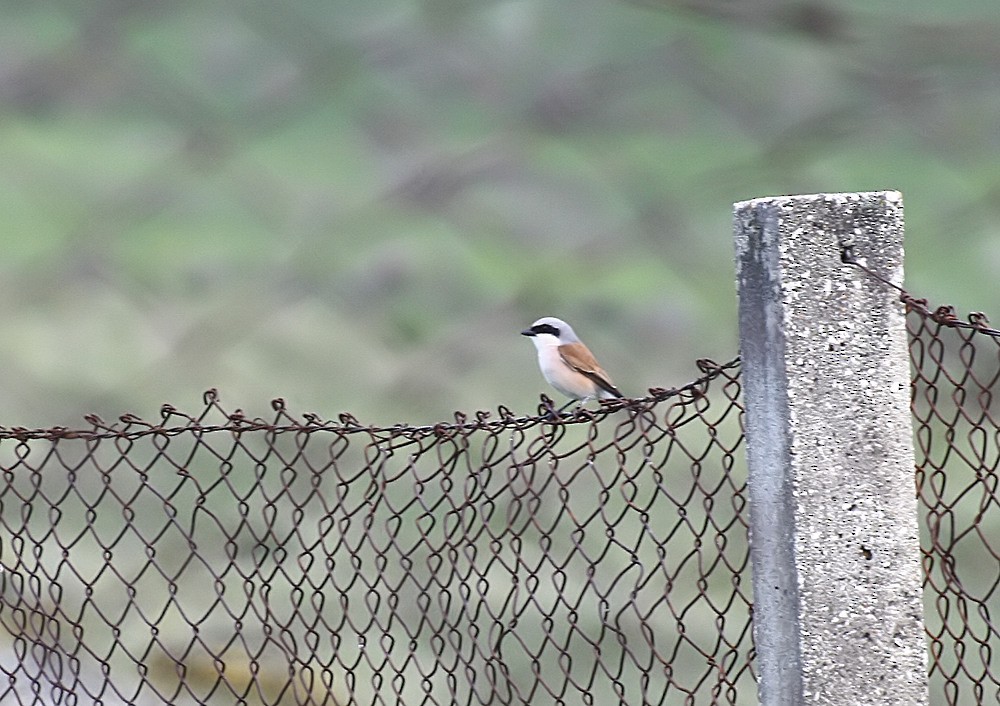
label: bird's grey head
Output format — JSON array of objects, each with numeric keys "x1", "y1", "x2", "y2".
[{"x1": 520, "y1": 316, "x2": 579, "y2": 344}]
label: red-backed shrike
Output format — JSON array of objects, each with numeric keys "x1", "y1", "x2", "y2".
[{"x1": 521, "y1": 317, "x2": 623, "y2": 402}]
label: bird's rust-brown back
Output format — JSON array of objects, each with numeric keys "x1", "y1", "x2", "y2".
[{"x1": 558, "y1": 341, "x2": 623, "y2": 398}]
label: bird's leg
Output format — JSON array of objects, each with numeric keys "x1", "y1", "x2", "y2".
[{"x1": 556, "y1": 399, "x2": 579, "y2": 417}]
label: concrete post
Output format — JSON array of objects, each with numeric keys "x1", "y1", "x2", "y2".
[{"x1": 734, "y1": 192, "x2": 928, "y2": 705}]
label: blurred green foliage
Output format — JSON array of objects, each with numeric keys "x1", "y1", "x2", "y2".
[{"x1": 2, "y1": 0, "x2": 999, "y2": 426}]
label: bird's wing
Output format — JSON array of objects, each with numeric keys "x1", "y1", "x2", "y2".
[{"x1": 559, "y1": 342, "x2": 624, "y2": 398}]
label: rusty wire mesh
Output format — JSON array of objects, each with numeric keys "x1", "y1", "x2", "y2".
[
  {"x1": 3, "y1": 284, "x2": 1000, "y2": 706},
  {"x1": 908, "y1": 295, "x2": 1000, "y2": 706},
  {"x1": 0, "y1": 359, "x2": 752, "y2": 706}
]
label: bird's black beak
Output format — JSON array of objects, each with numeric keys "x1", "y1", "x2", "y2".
[{"x1": 521, "y1": 328, "x2": 536, "y2": 337}]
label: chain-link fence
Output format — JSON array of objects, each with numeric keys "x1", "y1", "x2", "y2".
[
  {"x1": 0, "y1": 359, "x2": 752, "y2": 705},
  {"x1": 1, "y1": 284, "x2": 999, "y2": 705},
  {"x1": 909, "y1": 296, "x2": 1000, "y2": 706}
]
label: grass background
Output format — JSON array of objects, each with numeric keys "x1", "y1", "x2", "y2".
[{"x1": 2, "y1": 0, "x2": 998, "y2": 428}]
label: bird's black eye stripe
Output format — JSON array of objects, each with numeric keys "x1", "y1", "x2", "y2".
[{"x1": 531, "y1": 323, "x2": 560, "y2": 336}]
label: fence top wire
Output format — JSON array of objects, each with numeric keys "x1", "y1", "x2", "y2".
[
  {"x1": 843, "y1": 248, "x2": 1000, "y2": 337},
  {"x1": 0, "y1": 357, "x2": 741, "y2": 443}
]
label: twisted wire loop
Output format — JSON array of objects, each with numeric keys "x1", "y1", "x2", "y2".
[{"x1": 0, "y1": 359, "x2": 753, "y2": 705}]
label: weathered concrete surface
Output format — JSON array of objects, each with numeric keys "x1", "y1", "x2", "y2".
[{"x1": 734, "y1": 192, "x2": 928, "y2": 706}]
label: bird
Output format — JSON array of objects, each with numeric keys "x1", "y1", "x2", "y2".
[{"x1": 521, "y1": 316, "x2": 623, "y2": 402}]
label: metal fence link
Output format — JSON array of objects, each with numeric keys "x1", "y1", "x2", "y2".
[{"x1": 0, "y1": 361, "x2": 753, "y2": 705}]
